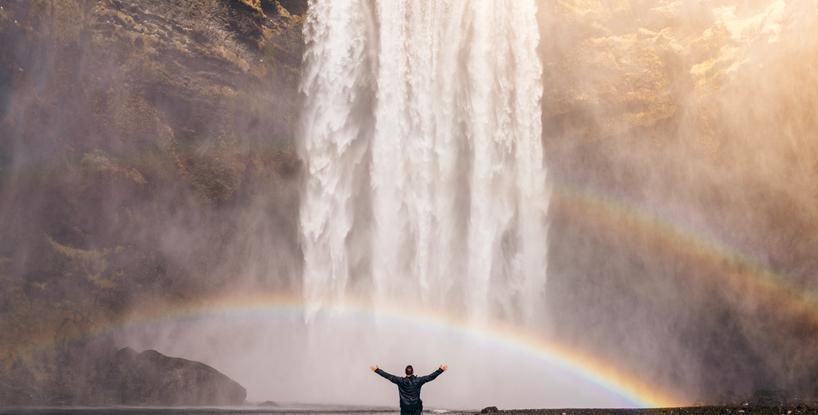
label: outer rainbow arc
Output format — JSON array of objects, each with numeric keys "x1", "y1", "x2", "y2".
[{"x1": 552, "y1": 185, "x2": 818, "y2": 327}]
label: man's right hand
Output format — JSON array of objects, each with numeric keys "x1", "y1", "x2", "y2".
[
  {"x1": 369, "y1": 365, "x2": 378, "y2": 372},
  {"x1": 439, "y1": 364, "x2": 448, "y2": 371}
]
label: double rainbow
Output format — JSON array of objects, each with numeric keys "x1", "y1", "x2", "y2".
[{"x1": 13, "y1": 181, "x2": 814, "y2": 408}]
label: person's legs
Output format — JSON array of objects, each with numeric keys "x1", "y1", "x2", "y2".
[{"x1": 400, "y1": 407, "x2": 422, "y2": 415}]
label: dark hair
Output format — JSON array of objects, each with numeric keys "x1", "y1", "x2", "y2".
[{"x1": 405, "y1": 365, "x2": 414, "y2": 376}]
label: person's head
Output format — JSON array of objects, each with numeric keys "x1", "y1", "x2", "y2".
[{"x1": 405, "y1": 365, "x2": 414, "y2": 376}]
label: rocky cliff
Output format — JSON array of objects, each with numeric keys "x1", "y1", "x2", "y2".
[
  {"x1": 0, "y1": 0, "x2": 305, "y2": 405},
  {"x1": 540, "y1": 0, "x2": 818, "y2": 403}
]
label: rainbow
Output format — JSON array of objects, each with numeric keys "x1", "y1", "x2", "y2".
[
  {"x1": 74, "y1": 292, "x2": 683, "y2": 408},
  {"x1": 14, "y1": 181, "x2": 813, "y2": 409},
  {"x1": 4, "y1": 291, "x2": 684, "y2": 408},
  {"x1": 551, "y1": 184, "x2": 818, "y2": 326}
]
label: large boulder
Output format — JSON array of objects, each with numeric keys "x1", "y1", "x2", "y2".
[{"x1": 97, "y1": 348, "x2": 246, "y2": 406}]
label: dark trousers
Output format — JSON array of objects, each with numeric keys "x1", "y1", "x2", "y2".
[{"x1": 401, "y1": 406, "x2": 422, "y2": 415}]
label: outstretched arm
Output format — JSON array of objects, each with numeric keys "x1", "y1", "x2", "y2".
[
  {"x1": 371, "y1": 366, "x2": 401, "y2": 384},
  {"x1": 418, "y1": 364, "x2": 447, "y2": 384}
]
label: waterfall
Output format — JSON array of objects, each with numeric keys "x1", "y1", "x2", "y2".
[{"x1": 299, "y1": 0, "x2": 548, "y2": 323}]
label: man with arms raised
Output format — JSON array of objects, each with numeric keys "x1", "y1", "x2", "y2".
[{"x1": 370, "y1": 364, "x2": 448, "y2": 415}]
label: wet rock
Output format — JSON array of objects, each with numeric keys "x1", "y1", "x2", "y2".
[{"x1": 95, "y1": 347, "x2": 247, "y2": 406}]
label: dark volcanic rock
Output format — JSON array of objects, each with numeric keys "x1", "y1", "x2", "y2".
[{"x1": 96, "y1": 348, "x2": 246, "y2": 406}]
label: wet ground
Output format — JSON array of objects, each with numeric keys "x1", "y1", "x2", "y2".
[
  {"x1": 0, "y1": 407, "x2": 816, "y2": 415},
  {"x1": 496, "y1": 407, "x2": 818, "y2": 414}
]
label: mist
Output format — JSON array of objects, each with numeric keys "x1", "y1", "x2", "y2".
[{"x1": 2, "y1": 0, "x2": 818, "y2": 409}]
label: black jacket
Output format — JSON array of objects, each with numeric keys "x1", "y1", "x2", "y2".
[{"x1": 375, "y1": 367, "x2": 444, "y2": 410}]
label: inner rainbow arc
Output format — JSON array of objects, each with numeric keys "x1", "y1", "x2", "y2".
[{"x1": 97, "y1": 292, "x2": 684, "y2": 409}]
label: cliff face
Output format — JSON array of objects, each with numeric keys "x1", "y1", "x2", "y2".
[
  {"x1": 540, "y1": 0, "x2": 818, "y2": 402},
  {"x1": 0, "y1": 0, "x2": 306, "y2": 405}
]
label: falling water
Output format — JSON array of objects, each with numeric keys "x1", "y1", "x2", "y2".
[{"x1": 299, "y1": 0, "x2": 548, "y2": 324}]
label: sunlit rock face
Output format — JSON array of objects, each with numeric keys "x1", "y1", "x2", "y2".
[
  {"x1": 0, "y1": 0, "x2": 305, "y2": 405},
  {"x1": 541, "y1": 0, "x2": 818, "y2": 402}
]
